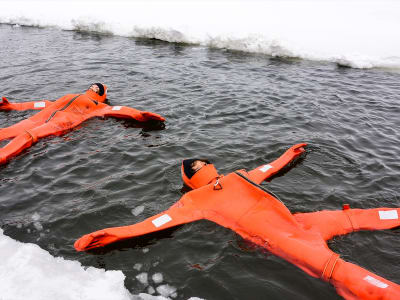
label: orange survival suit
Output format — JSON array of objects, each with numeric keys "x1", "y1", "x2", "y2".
[
  {"x1": 0, "y1": 84, "x2": 164, "y2": 165},
  {"x1": 74, "y1": 144, "x2": 400, "y2": 300}
]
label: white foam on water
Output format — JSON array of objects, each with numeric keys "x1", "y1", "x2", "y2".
[{"x1": 0, "y1": 0, "x2": 399, "y2": 69}]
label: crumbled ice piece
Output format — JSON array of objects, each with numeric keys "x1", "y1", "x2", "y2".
[
  {"x1": 156, "y1": 284, "x2": 177, "y2": 298},
  {"x1": 153, "y1": 261, "x2": 159, "y2": 267},
  {"x1": 188, "y1": 298, "x2": 205, "y2": 300},
  {"x1": 27, "y1": 228, "x2": 31, "y2": 233},
  {"x1": 152, "y1": 273, "x2": 163, "y2": 284},
  {"x1": 17, "y1": 224, "x2": 23, "y2": 229},
  {"x1": 171, "y1": 292, "x2": 177, "y2": 298},
  {"x1": 31, "y1": 212, "x2": 41, "y2": 221},
  {"x1": 147, "y1": 286, "x2": 155, "y2": 294},
  {"x1": 136, "y1": 272, "x2": 148, "y2": 285},
  {"x1": 143, "y1": 248, "x2": 149, "y2": 253},
  {"x1": 33, "y1": 222, "x2": 43, "y2": 231},
  {"x1": 131, "y1": 206, "x2": 145, "y2": 216},
  {"x1": 133, "y1": 263, "x2": 143, "y2": 271}
]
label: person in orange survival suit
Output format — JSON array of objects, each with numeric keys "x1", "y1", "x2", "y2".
[
  {"x1": 75, "y1": 143, "x2": 400, "y2": 300},
  {"x1": 0, "y1": 83, "x2": 165, "y2": 165}
]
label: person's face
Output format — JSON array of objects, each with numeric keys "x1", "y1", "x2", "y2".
[
  {"x1": 89, "y1": 84, "x2": 100, "y2": 94},
  {"x1": 192, "y1": 160, "x2": 207, "y2": 173}
]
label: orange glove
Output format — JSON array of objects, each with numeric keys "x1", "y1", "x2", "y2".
[
  {"x1": 141, "y1": 111, "x2": 165, "y2": 122},
  {"x1": 74, "y1": 228, "x2": 130, "y2": 251},
  {"x1": 290, "y1": 143, "x2": 307, "y2": 156},
  {"x1": 0, "y1": 97, "x2": 11, "y2": 110}
]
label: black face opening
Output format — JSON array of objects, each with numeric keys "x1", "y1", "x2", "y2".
[
  {"x1": 90, "y1": 83, "x2": 105, "y2": 96},
  {"x1": 182, "y1": 159, "x2": 211, "y2": 179}
]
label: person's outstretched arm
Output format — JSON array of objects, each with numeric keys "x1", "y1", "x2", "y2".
[
  {"x1": 74, "y1": 198, "x2": 200, "y2": 251},
  {"x1": 96, "y1": 105, "x2": 165, "y2": 122},
  {"x1": 246, "y1": 143, "x2": 307, "y2": 185},
  {"x1": 0, "y1": 97, "x2": 53, "y2": 111}
]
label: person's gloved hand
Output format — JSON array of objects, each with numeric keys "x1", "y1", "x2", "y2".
[
  {"x1": 290, "y1": 143, "x2": 307, "y2": 155},
  {"x1": 141, "y1": 111, "x2": 165, "y2": 122},
  {"x1": 0, "y1": 97, "x2": 11, "y2": 110},
  {"x1": 74, "y1": 228, "x2": 126, "y2": 251}
]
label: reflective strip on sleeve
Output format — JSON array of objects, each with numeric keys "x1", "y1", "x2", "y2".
[
  {"x1": 364, "y1": 275, "x2": 388, "y2": 288},
  {"x1": 260, "y1": 164, "x2": 273, "y2": 173},
  {"x1": 378, "y1": 210, "x2": 398, "y2": 220},
  {"x1": 112, "y1": 106, "x2": 122, "y2": 111},
  {"x1": 34, "y1": 102, "x2": 46, "y2": 108},
  {"x1": 152, "y1": 214, "x2": 172, "y2": 228}
]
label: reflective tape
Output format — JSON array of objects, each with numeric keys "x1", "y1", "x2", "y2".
[
  {"x1": 112, "y1": 106, "x2": 122, "y2": 111},
  {"x1": 364, "y1": 275, "x2": 388, "y2": 288},
  {"x1": 379, "y1": 210, "x2": 398, "y2": 220},
  {"x1": 34, "y1": 102, "x2": 46, "y2": 108},
  {"x1": 260, "y1": 164, "x2": 273, "y2": 173},
  {"x1": 152, "y1": 214, "x2": 172, "y2": 228}
]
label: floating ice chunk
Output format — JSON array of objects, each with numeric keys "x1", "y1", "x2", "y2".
[
  {"x1": 0, "y1": 230, "x2": 202, "y2": 300},
  {"x1": 147, "y1": 286, "x2": 155, "y2": 294},
  {"x1": 152, "y1": 273, "x2": 163, "y2": 284},
  {"x1": 136, "y1": 272, "x2": 148, "y2": 285},
  {"x1": 32, "y1": 212, "x2": 41, "y2": 221},
  {"x1": 0, "y1": 228, "x2": 132, "y2": 300},
  {"x1": 143, "y1": 247, "x2": 149, "y2": 253},
  {"x1": 156, "y1": 284, "x2": 177, "y2": 298},
  {"x1": 131, "y1": 206, "x2": 145, "y2": 216},
  {"x1": 33, "y1": 222, "x2": 43, "y2": 231},
  {"x1": 133, "y1": 263, "x2": 143, "y2": 271}
]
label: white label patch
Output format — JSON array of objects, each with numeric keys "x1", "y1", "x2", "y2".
[
  {"x1": 259, "y1": 164, "x2": 273, "y2": 173},
  {"x1": 364, "y1": 275, "x2": 388, "y2": 289},
  {"x1": 112, "y1": 106, "x2": 122, "y2": 111},
  {"x1": 34, "y1": 102, "x2": 46, "y2": 108},
  {"x1": 152, "y1": 214, "x2": 172, "y2": 228},
  {"x1": 379, "y1": 210, "x2": 398, "y2": 220}
]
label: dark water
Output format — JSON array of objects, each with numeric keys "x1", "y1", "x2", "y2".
[{"x1": 1, "y1": 24, "x2": 399, "y2": 300}]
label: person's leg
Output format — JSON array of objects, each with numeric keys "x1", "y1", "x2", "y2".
[
  {"x1": 294, "y1": 208, "x2": 400, "y2": 241},
  {"x1": 0, "y1": 119, "x2": 39, "y2": 141},
  {"x1": 0, "y1": 122, "x2": 60, "y2": 164},
  {"x1": 0, "y1": 131, "x2": 37, "y2": 164},
  {"x1": 331, "y1": 257, "x2": 400, "y2": 300}
]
